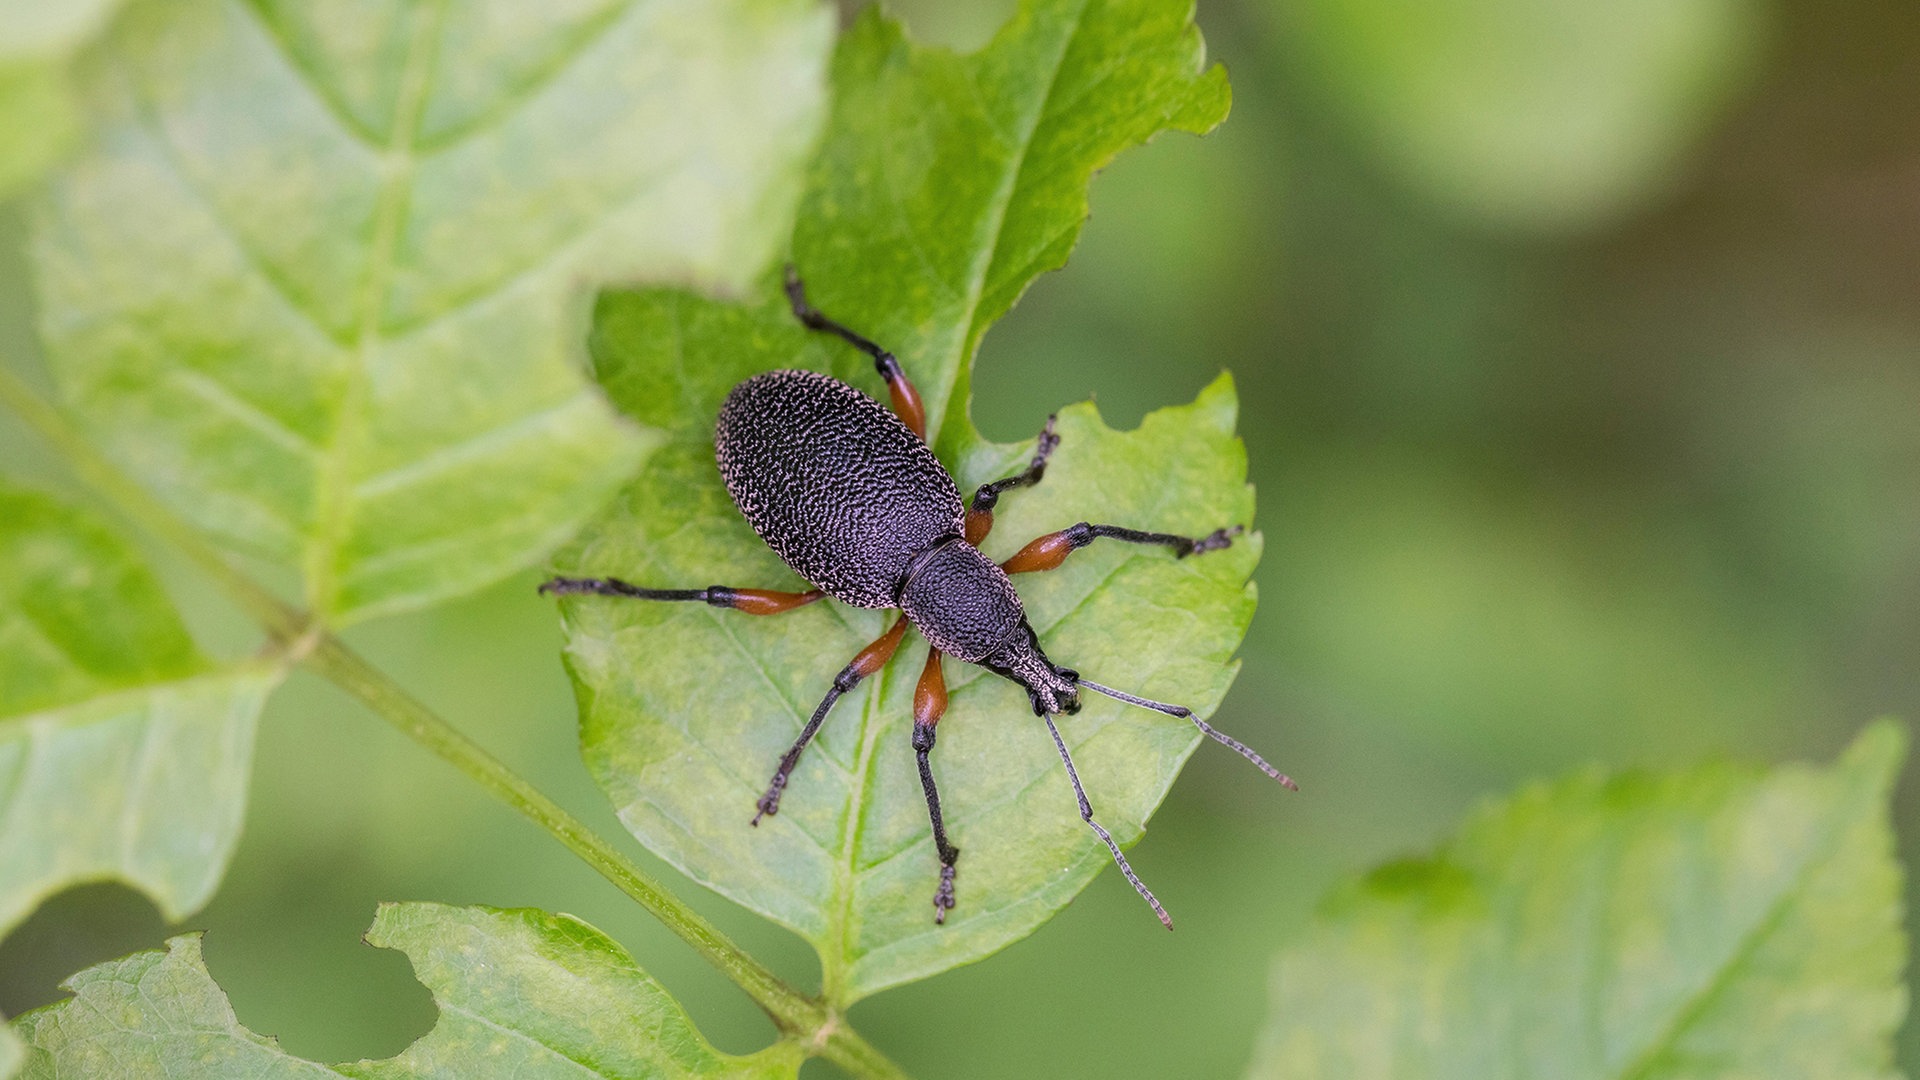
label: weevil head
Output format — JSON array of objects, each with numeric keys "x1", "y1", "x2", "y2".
[{"x1": 982, "y1": 624, "x2": 1081, "y2": 716}]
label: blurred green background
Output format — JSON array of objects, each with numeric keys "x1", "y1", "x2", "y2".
[{"x1": 3, "y1": 0, "x2": 1917, "y2": 1076}]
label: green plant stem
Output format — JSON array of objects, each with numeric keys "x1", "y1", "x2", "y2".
[
  {"x1": 0, "y1": 367, "x2": 305, "y2": 642},
  {"x1": 303, "y1": 636, "x2": 904, "y2": 1079},
  {"x1": 0, "y1": 365, "x2": 907, "y2": 1080}
]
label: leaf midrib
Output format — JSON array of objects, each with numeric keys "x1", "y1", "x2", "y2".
[
  {"x1": 223, "y1": 0, "x2": 665, "y2": 618},
  {"x1": 303, "y1": 0, "x2": 446, "y2": 616},
  {"x1": 1611, "y1": 784, "x2": 1867, "y2": 1080},
  {"x1": 822, "y1": 0, "x2": 1093, "y2": 1005},
  {"x1": 928, "y1": 0, "x2": 1091, "y2": 451},
  {"x1": 239, "y1": 0, "x2": 650, "y2": 161}
]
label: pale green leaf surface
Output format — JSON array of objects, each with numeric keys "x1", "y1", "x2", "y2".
[
  {"x1": 0, "y1": 65, "x2": 79, "y2": 198},
  {"x1": 30, "y1": 0, "x2": 834, "y2": 624},
  {"x1": 0, "y1": 484, "x2": 281, "y2": 938},
  {"x1": 13, "y1": 903, "x2": 800, "y2": 1079},
  {"x1": 553, "y1": 0, "x2": 1247, "y2": 1003},
  {"x1": 1249, "y1": 722, "x2": 1907, "y2": 1080},
  {"x1": 0, "y1": 0, "x2": 125, "y2": 61},
  {"x1": 0, "y1": 1027, "x2": 19, "y2": 1080},
  {"x1": 0, "y1": 0, "x2": 125, "y2": 198},
  {"x1": 1269, "y1": 0, "x2": 1764, "y2": 232}
]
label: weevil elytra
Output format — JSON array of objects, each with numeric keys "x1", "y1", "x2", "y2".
[{"x1": 543, "y1": 267, "x2": 1293, "y2": 928}]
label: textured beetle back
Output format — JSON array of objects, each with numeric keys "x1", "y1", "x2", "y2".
[
  {"x1": 716, "y1": 370, "x2": 963, "y2": 608},
  {"x1": 897, "y1": 539, "x2": 1026, "y2": 663}
]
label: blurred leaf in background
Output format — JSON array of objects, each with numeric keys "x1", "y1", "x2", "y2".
[
  {"x1": 1259, "y1": 0, "x2": 1767, "y2": 232},
  {"x1": 2, "y1": 0, "x2": 837, "y2": 1069},
  {"x1": 0, "y1": 0, "x2": 125, "y2": 198},
  {"x1": 1251, "y1": 723, "x2": 1906, "y2": 1079},
  {"x1": 0, "y1": 485, "x2": 280, "y2": 939},
  {"x1": 28, "y1": 0, "x2": 834, "y2": 624}
]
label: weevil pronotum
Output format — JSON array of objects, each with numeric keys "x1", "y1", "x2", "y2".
[{"x1": 543, "y1": 267, "x2": 1294, "y2": 928}]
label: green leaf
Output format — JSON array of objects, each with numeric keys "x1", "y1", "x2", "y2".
[
  {"x1": 0, "y1": 0, "x2": 126, "y2": 198},
  {"x1": 1266, "y1": 0, "x2": 1764, "y2": 232},
  {"x1": 12, "y1": 902, "x2": 801, "y2": 1079},
  {"x1": 29, "y1": 0, "x2": 834, "y2": 624},
  {"x1": 554, "y1": 0, "x2": 1247, "y2": 1002},
  {"x1": 0, "y1": 483, "x2": 281, "y2": 938},
  {"x1": 1248, "y1": 722, "x2": 1908, "y2": 1080},
  {"x1": 0, "y1": 65, "x2": 82, "y2": 199},
  {"x1": 0, "y1": 0, "x2": 125, "y2": 59}
]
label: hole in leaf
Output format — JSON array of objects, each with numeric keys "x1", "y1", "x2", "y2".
[
  {"x1": 0, "y1": 882, "x2": 170, "y2": 1020},
  {"x1": 195, "y1": 864, "x2": 436, "y2": 1064}
]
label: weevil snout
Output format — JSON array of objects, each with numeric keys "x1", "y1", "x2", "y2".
[
  {"x1": 1024, "y1": 670, "x2": 1080, "y2": 716},
  {"x1": 980, "y1": 624, "x2": 1081, "y2": 715}
]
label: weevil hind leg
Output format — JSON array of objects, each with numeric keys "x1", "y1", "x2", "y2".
[
  {"x1": 912, "y1": 648, "x2": 961, "y2": 923},
  {"x1": 753, "y1": 618, "x2": 911, "y2": 824},
  {"x1": 784, "y1": 265, "x2": 927, "y2": 439}
]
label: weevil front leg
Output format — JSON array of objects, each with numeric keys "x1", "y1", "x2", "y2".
[
  {"x1": 539, "y1": 577, "x2": 825, "y2": 615},
  {"x1": 1001, "y1": 522, "x2": 1243, "y2": 574},
  {"x1": 754, "y1": 617, "x2": 911, "y2": 824},
  {"x1": 964, "y1": 414, "x2": 1060, "y2": 544},
  {"x1": 784, "y1": 266, "x2": 928, "y2": 439},
  {"x1": 911, "y1": 647, "x2": 961, "y2": 923}
]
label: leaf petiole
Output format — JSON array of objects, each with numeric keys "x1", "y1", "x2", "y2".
[{"x1": 300, "y1": 636, "x2": 906, "y2": 1079}]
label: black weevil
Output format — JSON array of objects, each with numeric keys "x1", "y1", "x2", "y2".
[{"x1": 544, "y1": 268, "x2": 1293, "y2": 928}]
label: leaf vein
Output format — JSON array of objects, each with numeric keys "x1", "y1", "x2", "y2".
[
  {"x1": 231, "y1": 0, "x2": 386, "y2": 148},
  {"x1": 434, "y1": 1001, "x2": 611, "y2": 1080},
  {"x1": 116, "y1": 708, "x2": 164, "y2": 866},
  {"x1": 350, "y1": 393, "x2": 594, "y2": 499},
  {"x1": 131, "y1": 81, "x2": 354, "y2": 349},
  {"x1": 168, "y1": 369, "x2": 326, "y2": 461},
  {"x1": 409, "y1": 0, "x2": 641, "y2": 156},
  {"x1": 1612, "y1": 802, "x2": 1862, "y2": 1079}
]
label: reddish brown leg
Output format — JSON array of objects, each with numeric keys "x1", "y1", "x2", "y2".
[
  {"x1": 784, "y1": 265, "x2": 927, "y2": 439},
  {"x1": 912, "y1": 648, "x2": 961, "y2": 923},
  {"x1": 754, "y1": 618, "x2": 910, "y2": 824},
  {"x1": 965, "y1": 415, "x2": 1059, "y2": 545},
  {"x1": 539, "y1": 577, "x2": 825, "y2": 614},
  {"x1": 884, "y1": 366, "x2": 927, "y2": 439},
  {"x1": 1002, "y1": 522, "x2": 1243, "y2": 574}
]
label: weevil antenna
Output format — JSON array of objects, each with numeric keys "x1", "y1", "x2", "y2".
[
  {"x1": 1044, "y1": 715, "x2": 1172, "y2": 930},
  {"x1": 1077, "y1": 679, "x2": 1298, "y2": 791}
]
